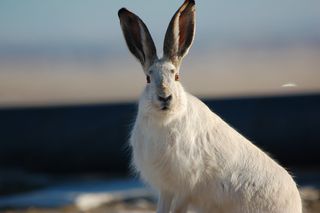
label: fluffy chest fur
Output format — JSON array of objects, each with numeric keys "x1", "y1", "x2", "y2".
[
  {"x1": 130, "y1": 109, "x2": 204, "y2": 191},
  {"x1": 130, "y1": 94, "x2": 235, "y2": 192}
]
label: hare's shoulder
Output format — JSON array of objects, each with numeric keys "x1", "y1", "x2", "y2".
[
  {"x1": 186, "y1": 93, "x2": 211, "y2": 113},
  {"x1": 186, "y1": 93, "x2": 223, "y2": 124}
]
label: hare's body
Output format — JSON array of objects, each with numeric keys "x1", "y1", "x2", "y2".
[
  {"x1": 131, "y1": 89, "x2": 301, "y2": 213},
  {"x1": 118, "y1": 1, "x2": 302, "y2": 212}
]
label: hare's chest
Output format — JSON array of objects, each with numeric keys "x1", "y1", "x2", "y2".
[
  {"x1": 130, "y1": 123, "x2": 200, "y2": 190},
  {"x1": 131, "y1": 125, "x2": 179, "y2": 169}
]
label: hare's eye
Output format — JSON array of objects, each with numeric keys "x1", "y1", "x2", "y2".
[
  {"x1": 170, "y1": 69, "x2": 175, "y2": 74},
  {"x1": 146, "y1": 75, "x2": 151, "y2": 83},
  {"x1": 149, "y1": 70, "x2": 153, "y2": 75},
  {"x1": 175, "y1": 74, "x2": 179, "y2": 81}
]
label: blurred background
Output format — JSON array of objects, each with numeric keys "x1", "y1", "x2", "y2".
[{"x1": 0, "y1": 0, "x2": 320, "y2": 212}]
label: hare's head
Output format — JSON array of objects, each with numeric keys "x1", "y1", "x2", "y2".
[{"x1": 118, "y1": 0, "x2": 195, "y2": 114}]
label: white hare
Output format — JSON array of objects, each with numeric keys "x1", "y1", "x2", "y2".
[{"x1": 118, "y1": 0, "x2": 302, "y2": 212}]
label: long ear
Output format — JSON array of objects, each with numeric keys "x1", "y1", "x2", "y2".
[
  {"x1": 118, "y1": 8, "x2": 158, "y2": 71},
  {"x1": 163, "y1": 0, "x2": 195, "y2": 67}
]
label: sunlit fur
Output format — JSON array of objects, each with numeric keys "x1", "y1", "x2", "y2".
[
  {"x1": 120, "y1": 1, "x2": 302, "y2": 212},
  {"x1": 130, "y1": 59, "x2": 302, "y2": 213}
]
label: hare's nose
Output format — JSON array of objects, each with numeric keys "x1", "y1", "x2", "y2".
[
  {"x1": 161, "y1": 84, "x2": 167, "y2": 90},
  {"x1": 158, "y1": 94, "x2": 172, "y2": 103}
]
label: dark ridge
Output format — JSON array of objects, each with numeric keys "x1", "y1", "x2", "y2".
[{"x1": 0, "y1": 93, "x2": 319, "y2": 174}]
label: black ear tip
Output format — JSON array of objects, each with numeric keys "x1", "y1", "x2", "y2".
[
  {"x1": 186, "y1": 0, "x2": 195, "y2": 5},
  {"x1": 118, "y1": 8, "x2": 129, "y2": 17}
]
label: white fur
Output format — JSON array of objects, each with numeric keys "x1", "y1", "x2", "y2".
[
  {"x1": 130, "y1": 86, "x2": 302, "y2": 212},
  {"x1": 119, "y1": 1, "x2": 302, "y2": 212}
]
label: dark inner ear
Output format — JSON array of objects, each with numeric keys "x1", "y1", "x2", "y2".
[
  {"x1": 118, "y1": 8, "x2": 157, "y2": 68},
  {"x1": 178, "y1": 5, "x2": 195, "y2": 57},
  {"x1": 120, "y1": 12, "x2": 145, "y2": 63},
  {"x1": 129, "y1": 17, "x2": 144, "y2": 61},
  {"x1": 179, "y1": 16, "x2": 187, "y2": 50},
  {"x1": 163, "y1": 0, "x2": 195, "y2": 65}
]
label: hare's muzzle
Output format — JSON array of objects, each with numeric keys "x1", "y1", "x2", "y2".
[{"x1": 158, "y1": 94, "x2": 172, "y2": 110}]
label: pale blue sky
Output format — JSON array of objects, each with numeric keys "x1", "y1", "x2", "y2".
[
  {"x1": 0, "y1": 0, "x2": 319, "y2": 48},
  {"x1": 0, "y1": 0, "x2": 320, "y2": 105}
]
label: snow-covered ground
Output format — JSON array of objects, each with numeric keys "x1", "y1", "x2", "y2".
[
  {"x1": 0, "y1": 178, "x2": 154, "y2": 211},
  {"x1": 0, "y1": 171, "x2": 320, "y2": 212}
]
